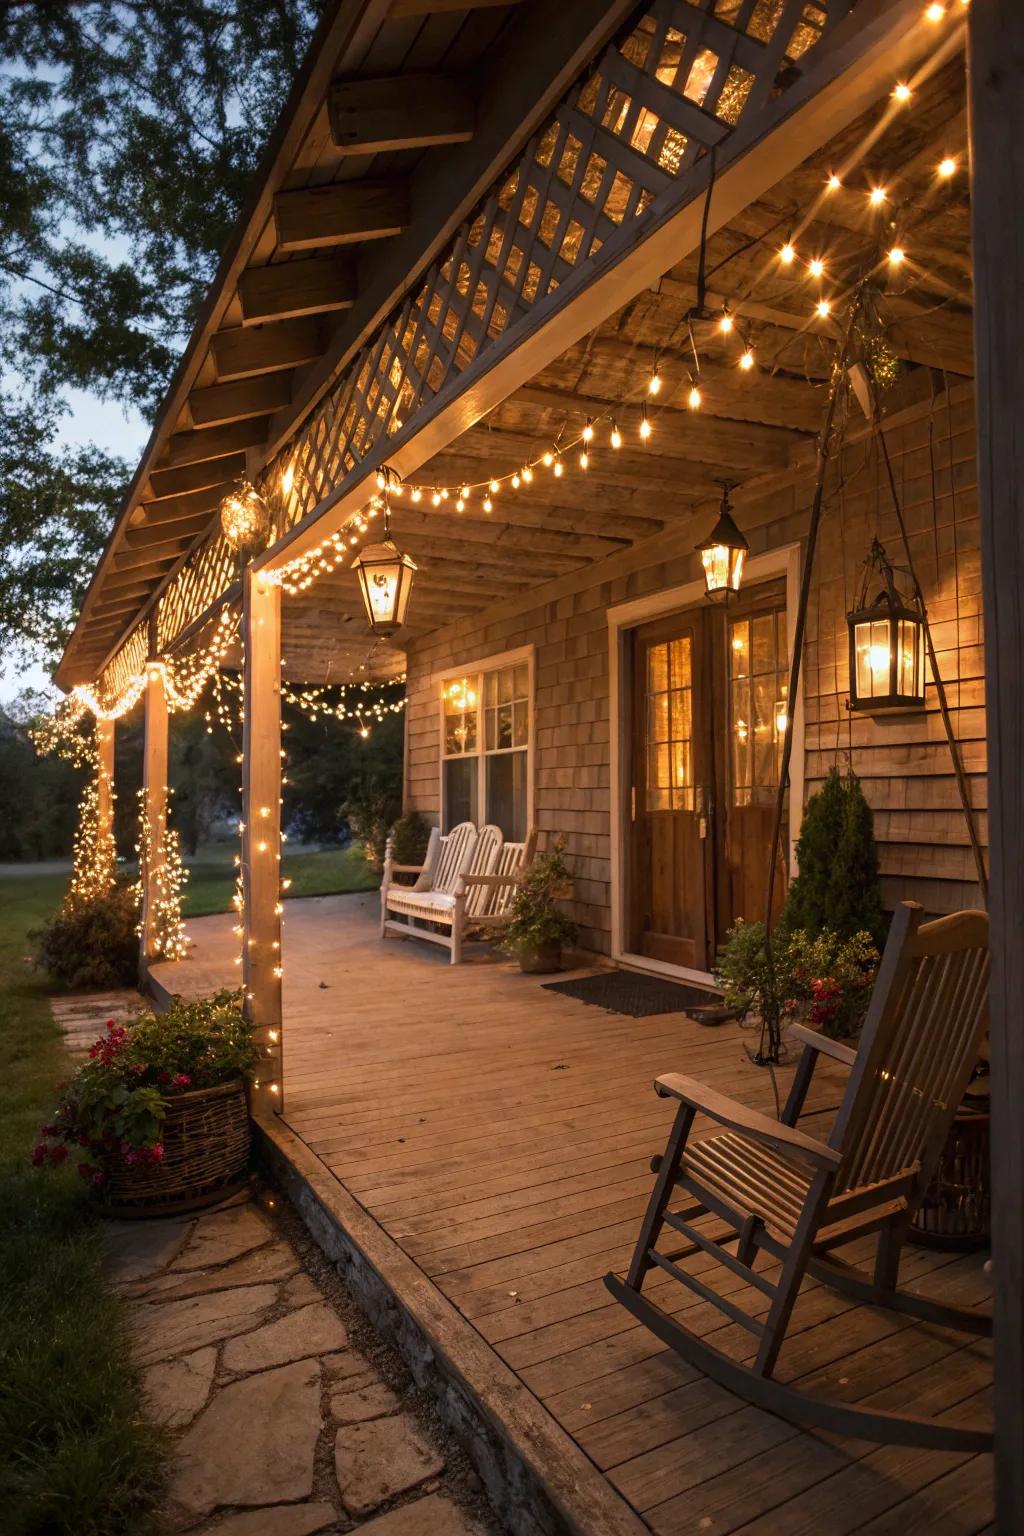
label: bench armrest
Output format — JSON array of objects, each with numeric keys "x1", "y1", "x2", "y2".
[
  {"x1": 787, "y1": 1023, "x2": 857, "y2": 1067},
  {"x1": 461, "y1": 872, "x2": 523, "y2": 889},
  {"x1": 389, "y1": 862, "x2": 428, "y2": 875},
  {"x1": 655, "y1": 1072, "x2": 841, "y2": 1172}
]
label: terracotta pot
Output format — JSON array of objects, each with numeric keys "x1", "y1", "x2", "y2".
[{"x1": 519, "y1": 942, "x2": 562, "y2": 975}]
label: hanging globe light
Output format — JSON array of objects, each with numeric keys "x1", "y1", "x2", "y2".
[
  {"x1": 847, "y1": 537, "x2": 925, "y2": 712},
  {"x1": 697, "y1": 482, "x2": 748, "y2": 600},
  {"x1": 353, "y1": 486, "x2": 417, "y2": 636},
  {"x1": 219, "y1": 481, "x2": 272, "y2": 556}
]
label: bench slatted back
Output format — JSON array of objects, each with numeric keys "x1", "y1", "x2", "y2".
[
  {"x1": 465, "y1": 825, "x2": 503, "y2": 916},
  {"x1": 434, "y1": 821, "x2": 478, "y2": 895},
  {"x1": 830, "y1": 904, "x2": 989, "y2": 1203}
]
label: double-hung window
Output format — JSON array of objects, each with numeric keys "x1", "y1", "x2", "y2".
[{"x1": 440, "y1": 651, "x2": 531, "y2": 839}]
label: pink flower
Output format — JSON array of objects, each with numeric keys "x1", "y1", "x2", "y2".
[
  {"x1": 172, "y1": 1073, "x2": 191, "y2": 1089},
  {"x1": 50, "y1": 1145, "x2": 68, "y2": 1166},
  {"x1": 122, "y1": 1149, "x2": 139, "y2": 1168},
  {"x1": 31, "y1": 1144, "x2": 48, "y2": 1166},
  {"x1": 144, "y1": 1143, "x2": 165, "y2": 1166}
]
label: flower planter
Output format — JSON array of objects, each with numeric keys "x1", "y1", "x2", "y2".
[
  {"x1": 100, "y1": 1077, "x2": 251, "y2": 1219},
  {"x1": 519, "y1": 942, "x2": 562, "y2": 975}
]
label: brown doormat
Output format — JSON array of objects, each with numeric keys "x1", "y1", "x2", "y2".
[{"x1": 543, "y1": 970, "x2": 721, "y2": 1018}]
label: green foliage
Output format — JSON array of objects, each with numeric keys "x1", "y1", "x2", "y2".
[
  {"x1": 0, "y1": 695, "x2": 84, "y2": 858},
  {"x1": 283, "y1": 706, "x2": 404, "y2": 849},
  {"x1": 33, "y1": 883, "x2": 140, "y2": 990},
  {"x1": 782, "y1": 767, "x2": 886, "y2": 949},
  {"x1": 1, "y1": 2, "x2": 323, "y2": 665},
  {"x1": 35, "y1": 991, "x2": 256, "y2": 1186},
  {"x1": 389, "y1": 812, "x2": 431, "y2": 868},
  {"x1": 715, "y1": 919, "x2": 879, "y2": 1039},
  {"x1": 502, "y1": 838, "x2": 579, "y2": 957},
  {"x1": 0, "y1": 871, "x2": 165, "y2": 1534}
]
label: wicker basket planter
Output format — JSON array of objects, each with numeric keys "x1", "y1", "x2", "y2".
[{"x1": 100, "y1": 1077, "x2": 251, "y2": 1219}]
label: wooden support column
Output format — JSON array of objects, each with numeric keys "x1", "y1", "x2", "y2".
[
  {"x1": 968, "y1": 7, "x2": 1024, "y2": 1530},
  {"x1": 96, "y1": 717, "x2": 115, "y2": 863},
  {"x1": 139, "y1": 659, "x2": 168, "y2": 967},
  {"x1": 241, "y1": 569, "x2": 283, "y2": 1114}
]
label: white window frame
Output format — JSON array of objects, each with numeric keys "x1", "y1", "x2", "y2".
[{"x1": 434, "y1": 644, "x2": 535, "y2": 834}]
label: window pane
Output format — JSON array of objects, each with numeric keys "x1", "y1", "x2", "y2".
[
  {"x1": 486, "y1": 751, "x2": 527, "y2": 840},
  {"x1": 512, "y1": 699, "x2": 528, "y2": 746},
  {"x1": 444, "y1": 757, "x2": 477, "y2": 829},
  {"x1": 443, "y1": 676, "x2": 478, "y2": 755}
]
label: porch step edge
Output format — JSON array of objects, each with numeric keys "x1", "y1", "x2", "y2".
[{"x1": 253, "y1": 1112, "x2": 649, "y2": 1536}]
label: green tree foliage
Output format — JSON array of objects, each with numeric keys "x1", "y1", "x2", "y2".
[
  {"x1": 283, "y1": 705, "x2": 405, "y2": 850},
  {"x1": 0, "y1": 0, "x2": 324, "y2": 665},
  {"x1": 0, "y1": 692, "x2": 83, "y2": 858},
  {"x1": 782, "y1": 766, "x2": 886, "y2": 948}
]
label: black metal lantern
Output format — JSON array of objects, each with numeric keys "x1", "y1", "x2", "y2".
[
  {"x1": 353, "y1": 494, "x2": 417, "y2": 636},
  {"x1": 847, "y1": 537, "x2": 925, "y2": 712},
  {"x1": 697, "y1": 483, "x2": 748, "y2": 600}
]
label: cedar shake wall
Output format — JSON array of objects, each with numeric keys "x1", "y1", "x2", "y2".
[{"x1": 403, "y1": 381, "x2": 984, "y2": 955}]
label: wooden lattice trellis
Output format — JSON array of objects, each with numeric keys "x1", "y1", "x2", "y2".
[
  {"x1": 150, "y1": 0, "x2": 852, "y2": 656},
  {"x1": 97, "y1": 622, "x2": 148, "y2": 710}
]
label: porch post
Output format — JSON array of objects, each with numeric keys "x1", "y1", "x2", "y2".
[
  {"x1": 96, "y1": 717, "x2": 115, "y2": 865},
  {"x1": 241, "y1": 568, "x2": 283, "y2": 1114},
  {"x1": 139, "y1": 658, "x2": 168, "y2": 967},
  {"x1": 968, "y1": 5, "x2": 1024, "y2": 1530}
]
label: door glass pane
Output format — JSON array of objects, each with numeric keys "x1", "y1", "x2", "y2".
[
  {"x1": 729, "y1": 604, "x2": 787, "y2": 807},
  {"x1": 645, "y1": 636, "x2": 693, "y2": 811}
]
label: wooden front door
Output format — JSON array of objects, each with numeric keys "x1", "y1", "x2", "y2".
[{"x1": 628, "y1": 581, "x2": 789, "y2": 972}]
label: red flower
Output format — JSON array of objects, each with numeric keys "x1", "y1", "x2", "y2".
[
  {"x1": 31, "y1": 1144, "x2": 48, "y2": 1166},
  {"x1": 144, "y1": 1143, "x2": 165, "y2": 1166},
  {"x1": 156, "y1": 1070, "x2": 171, "y2": 1085},
  {"x1": 172, "y1": 1073, "x2": 192, "y2": 1089},
  {"x1": 50, "y1": 1145, "x2": 68, "y2": 1166}
]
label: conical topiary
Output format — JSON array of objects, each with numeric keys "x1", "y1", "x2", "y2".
[
  {"x1": 781, "y1": 767, "x2": 846, "y2": 936},
  {"x1": 781, "y1": 767, "x2": 885, "y2": 947}
]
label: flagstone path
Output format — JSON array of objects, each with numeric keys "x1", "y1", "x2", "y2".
[{"x1": 106, "y1": 1192, "x2": 500, "y2": 1535}]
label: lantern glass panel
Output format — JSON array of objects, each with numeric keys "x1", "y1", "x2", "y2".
[
  {"x1": 855, "y1": 618, "x2": 892, "y2": 701},
  {"x1": 701, "y1": 542, "x2": 744, "y2": 595},
  {"x1": 897, "y1": 617, "x2": 923, "y2": 697}
]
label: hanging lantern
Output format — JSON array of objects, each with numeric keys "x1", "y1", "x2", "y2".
[
  {"x1": 220, "y1": 481, "x2": 272, "y2": 556},
  {"x1": 847, "y1": 537, "x2": 925, "y2": 712},
  {"x1": 697, "y1": 483, "x2": 748, "y2": 600},
  {"x1": 353, "y1": 492, "x2": 417, "y2": 636}
]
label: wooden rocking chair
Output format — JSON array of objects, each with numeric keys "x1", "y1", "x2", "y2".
[{"x1": 605, "y1": 902, "x2": 993, "y2": 1452}]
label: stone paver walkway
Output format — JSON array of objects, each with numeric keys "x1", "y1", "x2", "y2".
[{"x1": 106, "y1": 1193, "x2": 500, "y2": 1535}]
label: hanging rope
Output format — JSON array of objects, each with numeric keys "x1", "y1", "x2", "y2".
[
  {"x1": 755, "y1": 285, "x2": 868, "y2": 1065},
  {"x1": 865, "y1": 367, "x2": 989, "y2": 902}
]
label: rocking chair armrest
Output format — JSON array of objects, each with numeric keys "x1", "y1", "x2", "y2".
[
  {"x1": 654, "y1": 1073, "x2": 842, "y2": 1172},
  {"x1": 788, "y1": 1023, "x2": 857, "y2": 1067}
]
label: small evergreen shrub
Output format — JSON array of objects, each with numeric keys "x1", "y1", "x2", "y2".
[
  {"x1": 782, "y1": 767, "x2": 886, "y2": 949},
  {"x1": 389, "y1": 811, "x2": 431, "y2": 868},
  {"x1": 501, "y1": 838, "x2": 579, "y2": 958},
  {"x1": 34, "y1": 883, "x2": 140, "y2": 990}
]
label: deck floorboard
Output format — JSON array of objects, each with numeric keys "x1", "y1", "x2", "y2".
[{"x1": 152, "y1": 892, "x2": 993, "y2": 1535}]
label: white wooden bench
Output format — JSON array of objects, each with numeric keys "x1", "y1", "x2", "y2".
[{"x1": 380, "y1": 822, "x2": 536, "y2": 964}]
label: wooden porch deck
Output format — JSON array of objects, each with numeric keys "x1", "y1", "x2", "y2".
[{"x1": 153, "y1": 894, "x2": 994, "y2": 1536}]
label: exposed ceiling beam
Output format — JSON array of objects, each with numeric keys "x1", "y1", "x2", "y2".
[
  {"x1": 238, "y1": 254, "x2": 356, "y2": 325},
  {"x1": 274, "y1": 181, "x2": 409, "y2": 251},
  {"x1": 189, "y1": 373, "x2": 294, "y2": 429},
  {"x1": 130, "y1": 485, "x2": 228, "y2": 526},
  {"x1": 211, "y1": 318, "x2": 326, "y2": 382},
  {"x1": 329, "y1": 74, "x2": 474, "y2": 154},
  {"x1": 122, "y1": 512, "x2": 213, "y2": 551},
  {"x1": 159, "y1": 416, "x2": 270, "y2": 469},
  {"x1": 147, "y1": 453, "x2": 247, "y2": 501}
]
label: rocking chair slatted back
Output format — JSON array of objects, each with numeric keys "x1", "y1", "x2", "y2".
[
  {"x1": 433, "y1": 821, "x2": 478, "y2": 895},
  {"x1": 831, "y1": 905, "x2": 989, "y2": 1199},
  {"x1": 464, "y1": 825, "x2": 503, "y2": 917}
]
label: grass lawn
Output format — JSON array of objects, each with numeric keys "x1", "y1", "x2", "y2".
[
  {"x1": 183, "y1": 842, "x2": 379, "y2": 918},
  {"x1": 0, "y1": 872, "x2": 164, "y2": 1536}
]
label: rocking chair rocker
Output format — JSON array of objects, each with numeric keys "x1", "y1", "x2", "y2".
[{"x1": 605, "y1": 901, "x2": 993, "y2": 1452}]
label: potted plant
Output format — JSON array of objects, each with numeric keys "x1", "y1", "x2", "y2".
[
  {"x1": 33, "y1": 990, "x2": 259, "y2": 1218},
  {"x1": 502, "y1": 837, "x2": 578, "y2": 974},
  {"x1": 714, "y1": 919, "x2": 878, "y2": 1043}
]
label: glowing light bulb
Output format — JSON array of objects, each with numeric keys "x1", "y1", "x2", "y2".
[
  {"x1": 639, "y1": 405, "x2": 652, "y2": 440},
  {"x1": 938, "y1": 156, "x2": 957, "y2": 178},
  {"x1": 579, "y1": 450, "x2": 589, "y2": 469},
  {"x1": 816, "y1": 298, "x2": 832, "y2": 318},
  {"x1": 826, "y1": 173, "x2": 841, "y2": 191},
  {"x1": 719, "y1": 312, "x2": 734, "y2": 334},
  {"x1": 542, "y1": 451, "x2": 554, "y2": 467},
  {"x1": 808, "y1": 256, "x2": 825, "y2": 278},
  {"x1": 455, "y1": 497, "x2": 465, "y2": 512},
  {"x1": 925, "y1": 2, "x2": 945, "y2": 19},
  {"x1": 648, "y1": 371, "x2": 662, "y2": 396},
  {"x1": 411, "y1": 487, "x2": 422, "y2": 502},
  {"x1": 489, "y1": 479, "x2": 499, "y2": 494},
  {"x1": 888, "y1": 246, "x2": 906, "y2": 266},
  {"x1": 868, "y1": 186, "x2": 887, "y2": 206},
  {"x1": 738, "y1": 349, "x2": 754, "y2": 371},
  {"x1": 893, "y1": 82, "x2": 912, "y2": 102},
  {"x1": 779, "y1": 242, "x2": 795, "y2": 265},
  {"x1": 610, "y1": 424, "x2": 622, "y2": 449},
  {"x1": 582, "y1": 419, "x2": 594, "y2": 443},
  {"x1": 522, "y1": 466, "x2": 533, "y2": 483},
  {"x1": 553, "y1": 456, "x2": 564, "y2": 476},
  {"x1": 511, "y1": 472, "x2": 521, "y2": 488},
  {"x1": 688, "y1": 384, "x2": 702, "y2": 410},
  {"x1": 483, "y1": 496, "x2": 493, "y2": 511}
]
